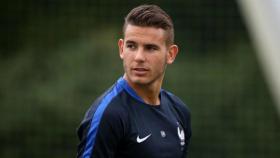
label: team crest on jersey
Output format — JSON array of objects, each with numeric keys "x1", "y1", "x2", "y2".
[
  {"x1": 177, "y1": 122, "x2": 185, "y2": 146},
  {"x1": 160, "y1": 130, "x2": 166, "y2": 138}
]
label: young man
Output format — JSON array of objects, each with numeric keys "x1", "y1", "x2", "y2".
[{"x1": 77, "y1": 4, "x2": 191, "y2": 158}]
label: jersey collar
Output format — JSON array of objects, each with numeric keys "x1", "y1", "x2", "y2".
[{"x1": 117, "y1": 77, "x2": 146, "y2": 103}]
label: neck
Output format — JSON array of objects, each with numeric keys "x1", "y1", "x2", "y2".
[
  {"x1": 134, "y1": 83, "x2": 161, "y2": 105},
  {"x1": 124, "y1": 76, "x2": 163, "y2": 106}
]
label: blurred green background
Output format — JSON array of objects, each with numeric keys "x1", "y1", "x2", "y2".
[{"x1": 1, "y1": 0, "x2": 279, "y2": 157}]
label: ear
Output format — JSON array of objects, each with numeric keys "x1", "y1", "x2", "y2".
[
  {"x1": 118, "y1": 39, "x2": 124, "y2": 59},
  {"x1": 166, "y1": 44, "x2": 179, "y2": 64}
]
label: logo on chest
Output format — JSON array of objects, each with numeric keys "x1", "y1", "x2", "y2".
[
  {"x1": 160, "y1": 130, "x2": 166, "y2": 138},
  {"x1": 136, "y1": 134, "x2": 152, "y2": 143},
  {"x1": 177, "y1": 123, "x2": 185, "y2": 146}
]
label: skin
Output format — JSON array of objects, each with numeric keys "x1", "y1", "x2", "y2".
[{"x1": 118, "y1": 24, "x2": 178, "y2": 105}]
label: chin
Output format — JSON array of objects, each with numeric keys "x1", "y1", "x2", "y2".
[
  {"x1": 128, "y1": 76, "x2": 151, "y2": 85},
  {"x1": 131, "y1": 78, "x2": 149, "y2": 85}
]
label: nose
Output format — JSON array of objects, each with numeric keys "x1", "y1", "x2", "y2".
[{"x1": 134, "y1": 48, "x2": 146, "y2": 62}]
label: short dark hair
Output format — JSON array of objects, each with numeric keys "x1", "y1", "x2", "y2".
[{"x1": 123, "y1": 4, "x2": 174, "y2": 45}]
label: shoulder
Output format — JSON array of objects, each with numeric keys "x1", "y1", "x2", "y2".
[
  {"x1": 161, "y1": 89, "x2": 191, "y2": 115},
  {"x1": 77, "y1": 84, "x2": 129, "y2": 137},
  {"x1": 77, "y1": 83, "x2": 129, "y2": 157},
  {"x1": 82, "y1": 85, "x2": 128, "y2": 124}
]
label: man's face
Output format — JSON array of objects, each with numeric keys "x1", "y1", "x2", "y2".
[{"x1": 118, "y1": 24, "x2": 178, "y2": 86}]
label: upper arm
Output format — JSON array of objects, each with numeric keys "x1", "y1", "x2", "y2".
[{"x1": 77, "y1": 103, "x2": 127, "y2": 158}]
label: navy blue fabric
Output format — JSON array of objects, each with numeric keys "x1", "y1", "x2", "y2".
[
  {"x1": 81, "y1": 80, "x2": 124, "y2": 158},
  {"x1": 77, "y1": 77, "x2": 191, "y2": 158}
]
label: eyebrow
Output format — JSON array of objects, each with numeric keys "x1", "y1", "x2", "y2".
[
  {"x1": 145, "y1": 44, "x2": 159, "y2": 49},
  {"x1": 125, "y1": 40, "x2": 136, "y2": 45},
  {"x1": 125, "y1": 40, "x2": 159, "y2": 48}
]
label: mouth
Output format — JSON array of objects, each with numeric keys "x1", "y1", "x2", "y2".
[{"x1": 132, "y1": 67, "x2": 149, "y2": 75}]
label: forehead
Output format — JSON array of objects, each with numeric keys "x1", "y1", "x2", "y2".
[{"x1": 124, "y1": 25, "x2": 167, "y2": 45}]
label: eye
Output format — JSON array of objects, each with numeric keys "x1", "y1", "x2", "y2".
[
  {"x1": 126, "y1": 43, "x2": 136, "y2": 50},
  {"x1": 146, "y1": 45, "x2": 159, "y2": 52}
]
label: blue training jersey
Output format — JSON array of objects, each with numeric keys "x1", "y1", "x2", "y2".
[{"x1": 77, "y1": 77, "x2": 191, "y2": 158}]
